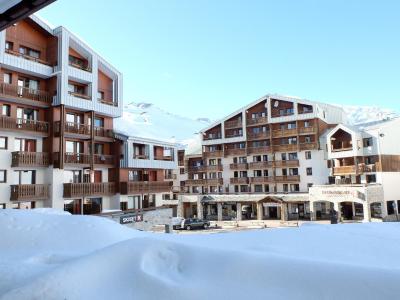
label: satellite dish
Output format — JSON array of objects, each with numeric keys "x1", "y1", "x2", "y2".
[{"x1": 274, "y1": 101, "x2": 279, "y2": 107}]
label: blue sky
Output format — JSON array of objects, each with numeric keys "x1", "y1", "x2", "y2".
[{"x1": 39, "y1": 0, "x2": 400, "y2": 119}]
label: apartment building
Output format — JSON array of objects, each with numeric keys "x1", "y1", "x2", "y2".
[
  {"x1": 177, "y1": 94, "x2": 346, "y2": 221},
  {"x1": 112, "y1": 134, "x2": 178, "y2": 212},
  {"x1": 0, "y1": 15, "x2": 123, "y2": 214},
  {"x1": 310, "y1": 117, "x2": 400, "y2": 222}
]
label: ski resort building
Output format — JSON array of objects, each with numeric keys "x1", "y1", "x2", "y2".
[
  {"x1": 176, "y1": 95, "x2": 400, "y2": 223},
  {"x1": 0, "y1": 16, "x2": 177, "y2": 215}
]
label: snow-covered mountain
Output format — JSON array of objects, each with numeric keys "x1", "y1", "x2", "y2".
[
  {"x1": 115, "y1": 102, "x2": 398, "y2": 152},
  {"x1": 342, "y1": 105, "x2": 398, "y2": 125}
]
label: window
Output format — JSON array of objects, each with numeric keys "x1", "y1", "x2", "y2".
[
  {"x1": 287, "y1": 122, "x2": 296, "y2": 129},
  {"x1": 180, "y1": 168, "x2": 185, "y2": 174},
  {"x1": 288, "y1": 152, "x2": 298, "y2": 160},
  {"x1": 307, "y1": 183, "x2": 313, "y2": 190},
  {"x1": 240, "y1": 185, "x2": 249, "y2": 193},
  {"x1": 281, "y1": 153, "x2": 287, "y2": 161},
  {"x1": 387, "y1": 201, "x2": 395, "y2": 215},
  {"x1": 2, "y1": 104, "x2": 10, "y2": 116},
  {"x1": 305, "y1": 136, "x2": 312, "y2": 143},
  {"x1": 0, "y1": 170, "x2": 6, "y2": 183},
  {"x1": 97, "y1": 91, "x2": 104, "y2": 100},
  {"x1": 283, "y1": 184, "x2": 288, "y2": 192},
  {"x1": 0, "y1": 204, "x2": 5, "y2": 209},
  {"x1": 288, "y1": 137, "x2": 297, "y2": 145},
  {"x1": 254, "y1": 185, "x2": 263, "y2": 193},
  {"x1": 366, "y1": 174, "x2": 376, "y2": 183},
  {"x1": 94, "y1": 143, "x2": 104, "y2": 155},
  {"x1": 305, "y1": 151, "x2": 312, "y2": 160},
  {"x1": 5, "y1": 41, "x2": 13, "y2": 50},
  {"x1": 254, "y1": 170, "x2": 262, "y2": 177},
  {"x1": 363, "y1": 138, "x2": 373, "y2": 147},
  {"x1": 289, "y1": 168, "x2": 299, "y2": 176},
  {"x1": 306, "y1": 167, "x2": 312, "y2": 176},
  {"x1": 19, "y1": 46, "x2": 40, "y2": 59},
  {"x1": 3, "y1": 73, "x2": 11, "y2": 84},
  {"x1": 264, "y1": 184, "x2": 269, "y2": 192},
  {"x1": 0, "y1": 137, "x2": 7, "y2": 149},
  {"x1": 290, "y1": 184, "x2": 300, "y2": 192},
  {"x1": 234, "y1": 185, "x2": 239, "y2": 193},
  {"x1": 94, "y1": 117, "x2": 104, "y2": 127}
]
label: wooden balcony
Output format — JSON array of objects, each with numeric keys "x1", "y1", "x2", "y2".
[
  {"x1": 11, "y1": 152, "x2": 50, "y2": 167},
  {"x1": 230, "y1": 177, "x2": 249, "y2": 184},
  {"x1": 250, "y1": 176, "x2": 274, "y2": 183},
  {"x1": 0, "y1": 116, "x2": 49, "y2": 135},
  {"x1": 275, "y1": 175, "x2": 300, "y2": 182},
  {"x1": 273, "y1": 160, "x2": 299, "y2": 168},
  {"x1": 98, "y1": 99, "x2": 118, "y2": 106},
  {"x1": 224, "y1": 148, "x2": 246, "y2": 156},
  {"x1": 203, "y1": 134, "x2": 222, "y2": 141},
  {"x1": 332, "y1": 165, "x2": 358, "y2": 175},
  {"x1": 299, "y1": 142, "x2": 318, "y2": 151},
  {"x1": 272, "y1": 144, "x2": 298, "y2": 152},
  {"x1": 225, "y1": 133, "x2": 243, "y2": 138},
  {"x1": 68, "y1": 91, "x2": 91, "y2": 100},
  {"x1": 63, "y1": 182, "x2": 116, "y2": 198},
  {"x1": 185, "y1": 179, "x2": 207, "y2": 185},
  {"x1": 188, "y1": 165, "x2": 223, "y2": 172},
  {"x1": 230, "y1": 163, "x2": 248, "y2": 170},
  {"x1": 93, "y1": 154, "x2": 116, "y2": 166},
  {"x1": 120, "y1": 181, "x2": 172, "y2": 195},
  {"x1": 53, "y1": 153, "x2": 115, "y2": 166},
  {"x1": 69, "y1": 61, "x2": 91, "y2": 72},
  {"x1": 247, "y1": 131, "x2": 270, "y2": 140},
  {"x1": 272, "y1": 128, "x2": 298, "y2": 138},
  {"x1": 206, "y1": 178, "x2": 224, "y2": 185},
  {"x1": 246, "y1": 116, "x2": 268, "y2": 126},
  {"x1": 247, "y1": 146, "x2": 271, "y2": 154},
  {"x1": 203, "y1": 150, "x2": 223, "y2": 158},
  {"x1": 0, "y1": 82, "x2": 53, "y2": 106},
  {"x1": 10, "y1": 184, "x2": 49, "y2": 201},
  {"x1": 224, "y1": 119, "x2": 243, "y2": 129},
  {"x1": 248, "y1": 161, "x2": 273, "y2": 169},
  {"x1": 298, "y1": 127, "x2": 316, "y2": 134},
  {"x1": 94, "y1": 127, "x2": 115, "y2": 141},
  {"x1": 5, "y1": 48, "x2": 52, "y2": 66}
]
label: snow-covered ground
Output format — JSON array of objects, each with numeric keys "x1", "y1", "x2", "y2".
[{"x1": 1, "y1": 209, "x2": 400, "y2": 299}]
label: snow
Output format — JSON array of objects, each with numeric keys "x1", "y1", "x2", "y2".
[{"x1": 1, "y1": 209, "x2": 400, "y2": 299}]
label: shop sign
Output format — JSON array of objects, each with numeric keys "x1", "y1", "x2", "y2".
[{"x1": 120, "y1": 214, "x2": 143, "y2": 224}]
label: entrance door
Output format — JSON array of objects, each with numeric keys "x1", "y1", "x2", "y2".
[
  {"x1": 341, "y1": 202, "x2": 353, "y2": 220},
  {"x1": 268, "y1": 207, "x2": 278, "y2": 219}
]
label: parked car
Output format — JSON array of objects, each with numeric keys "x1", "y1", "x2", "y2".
[{"x1": 182, "y1": 218, "x2": 210, "y2": 230}]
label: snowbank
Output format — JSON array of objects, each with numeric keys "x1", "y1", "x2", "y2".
[{"x1": 1, "y1": 209, "x2": 400, "y2": 299}]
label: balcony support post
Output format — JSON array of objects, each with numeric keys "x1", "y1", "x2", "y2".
[
  {"x1": 90, "y1": 110, "x2": 95, "y2": 170},
  {"x1": 59, "y1": 105, "x2": 65, "y2": 169}
]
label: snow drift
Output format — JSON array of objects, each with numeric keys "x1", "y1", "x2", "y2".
[{"x1": 1, "y1": 209, "x2": 400, "y2": 299}]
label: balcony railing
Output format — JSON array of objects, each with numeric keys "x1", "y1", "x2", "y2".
[
  {"x1": 273, "y1": 160, "x2": 299, "y2": 168},
  {"x1": 230, "y1": 163, "x2": 248, "y2": 170},
  {"x1": 332, "y1": 165, "x2": 358, "y2": 175},
  {"x1": 0, "y1": 83, "x2": 53, "y2": 105},
  {"x1": 206, "y1": 178, "x2": 224, "y2": 185},
  {"x1": 225, "y1": 133, "x2": 243, "y2": 138},
  {"x1": 5, "y1": 48, "x2": 52, "y2": 66},
  {"x1": 247, "y1": 146, "x2": 271, "y2": 154},
  {"x1": 54, "y1": 153, "x2": 115, "y2": 166},
  {"x1": 154, "y1": 155, "x2": 174, "y2": 161},
  {"x1": 203, "y1": 150, "x2": 223, "y2": 158},
  {"x1": 69, "y1": 61, "x2": 92, "y2": 72},
  {"x1": 55, "y1": 121, "x2": 91, "y2": 136},
  {"x1": 0, "y1": 116, "x2": 49, "y2": 134},
  {"x1": 10, "y1": 184, "x2": 49, "y2": 201},
  {"x1": 63, "y1": 182, "x2": 116, "y2": 198},
  {"x1": 298, "y1": 127, "x2": 316, "y2": 134},
  {"x1": 250, "y1": 176, "x2": 274, "y2": 183},
  {"x1": 203, "y1": 134, "x2": 222, "y2": 141},
  {"x1": 248, "y1": 161, "x2": 273, "y2": 169},
  {"x1": 94, "y1": 127, "x2": 115, "y2": 139},
  {"x1": 120, "y1": 181, "x2": 172, "y2": 194},
  {"x1": 247, "y1": 131, "x2": 270, "y2": 140},
  {"x1": 272, "y1": 144, "x2": 298, "y2": 152},
  {"x1": 98, "y1": 99, "x2": 117, "y2": 106},
  {"x1": 230, "y1": 177, "x2": 249, "y2": 184},
  {"x1": 272, "y1": 128, "x2": 298, "y2": 138},
  {"x1": 11, "y1": 152, "x2": 50, "y2": 167},
  {"x1": 224, "y1": 119, "x2": 243, "y2": 129},
  {"x1": 299, "y1": 142, "x2": 318, "y2": 151},
  {"x1": 224, "y1": 148, "x2": 246, "y2": 156},
  {"x1": 68, "y1": 91, "x2": 91, "y2": 100},
  {"x1": 246, "y1": 116, "x2": 268, "y2": 126},
  {"x1": 275, "y1": 175, "x2": 300, "y2": 182},
  {"x1": 185, "y1": 179, "x2": 207, "y2": 185}
]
